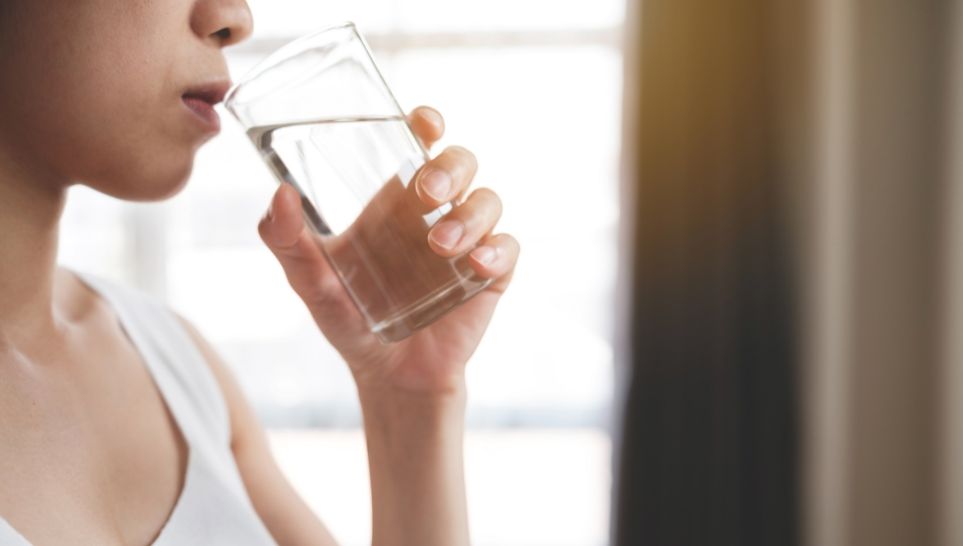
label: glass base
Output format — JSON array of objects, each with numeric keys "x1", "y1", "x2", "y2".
[{"x1": 370, "y1": 274, "x2": 493, "y2": 343}]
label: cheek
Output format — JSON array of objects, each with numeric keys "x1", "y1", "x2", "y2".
[
  {"x1": 35, "y1": 65, "x2": 197, "y2": 201},
  {"x1": 0, "y1": 0, "x2": 199, "y2": 200},
  {"x1": 60, "y1": 34, "x2": 187, "y2": 178}
]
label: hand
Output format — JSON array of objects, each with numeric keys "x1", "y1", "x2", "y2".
[{"x1": 258, "y1": 106, "x2": 520, "y2": 397}]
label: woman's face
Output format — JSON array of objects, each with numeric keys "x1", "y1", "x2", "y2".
[{"x1": 0, "y1": 0, "x2": 252, "y2": 201}]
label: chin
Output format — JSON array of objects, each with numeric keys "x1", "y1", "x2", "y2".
[{"x1": 84, "y1": 155, "x2": 195, "y2": 202}]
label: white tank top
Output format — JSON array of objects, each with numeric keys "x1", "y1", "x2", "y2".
[{"x1": 0, "y1": 270, "x2": 278, "y2": 545}]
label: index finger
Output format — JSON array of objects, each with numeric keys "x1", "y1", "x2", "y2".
[{"x1": 407, "y1": 106, "x2": 445, "y2": 150}]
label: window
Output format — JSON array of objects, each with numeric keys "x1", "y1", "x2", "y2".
[{"x1": 58, "y1": 1, "x2": 623, "y2": 544}]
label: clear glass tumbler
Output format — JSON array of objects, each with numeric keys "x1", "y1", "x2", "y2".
[{"x1": 225, "y1": 22, "x2": 492, "y2": 343}]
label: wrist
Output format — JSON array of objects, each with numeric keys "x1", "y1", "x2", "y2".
[
  {"x1": 350, "y1": 356, "x2": 468, "y2": 401},
  {"x1": 358, "y1": 380, "x2": 467, "y2": 420}
]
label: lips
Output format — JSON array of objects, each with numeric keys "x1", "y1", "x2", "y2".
[{"x1": 182, "y1": 81, "x2": 230, "y2": 133}]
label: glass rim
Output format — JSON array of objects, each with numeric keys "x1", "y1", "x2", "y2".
[{"x1": 224, "y1": 20, "x2": 365, "y2": 114}]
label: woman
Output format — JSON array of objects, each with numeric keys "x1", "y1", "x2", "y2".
[{"x1": 0, "y1": 0, "x2": 519, "y2": 544}]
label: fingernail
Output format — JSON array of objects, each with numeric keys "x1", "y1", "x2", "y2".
[
  {"x1": 470, "y1": 245, "x2": 498, "y2": 266},
  {"x1": 429, "y1": 220, "x2": 464, "y2": 250},
  {"x1": 421, "y1": 168, "x2": 451, "y2": 201},
  {"x1": 266, "y1": 204, "x2": 275, "y2": 223}
]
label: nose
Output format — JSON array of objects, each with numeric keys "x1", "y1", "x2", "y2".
[{"x1": 191, "y1": 0, "x2": 254, "y2": 48}]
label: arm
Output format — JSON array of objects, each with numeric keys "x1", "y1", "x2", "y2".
[
  {"x1": 179, "y1": 312, "x2": 473, "y2": 546},
  {"x1": 177, "y1": 315, "x2": 339, "y2": 546},
  {"x1": 359, "y1": 386, "x2": 469, "y2": 546}
]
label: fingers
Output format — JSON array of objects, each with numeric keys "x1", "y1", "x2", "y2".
[
  {"x1": 414, "y1": 145, "x2": 479, "y2": 208},
  {"x1": 427, "y1": 187, "x2": 502, "y2": 257},
  {"x1": 420, "y1": 174, "x2": 519, "y2": 285},
  {"x1": 405, "y1": 107, "x2": 477, "y2": 211},
  {"x1": 257, "y1": 183, "x2": 342, "y2": 307},
  {"x1": 258, "y1": 182, "x2": 305, "y2": 250},
  {"x1": 407, "y1": 106, "x2": 445, "y2": 150},
  {"x1": 468, "y1": 233, "x2": 520, "y2": 283}
]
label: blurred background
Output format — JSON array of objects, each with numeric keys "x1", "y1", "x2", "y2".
[
  {"x1": 58, "y1": 0, "x2": 963, "y2": 544},
  {"x1": 58, "y1": 1, "x2": 623, "y2": 545},
  {"x1": 612, "y1": 1, "x2": 963, "y2": 546}
]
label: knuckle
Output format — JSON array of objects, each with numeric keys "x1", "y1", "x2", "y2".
[
  {"x1": 494, "y1": 232, "x2": 514, "y2": 249},
  {"x1": 295, "y1": 281, "x2": 327, "y2": 308},
  {"x1": 427, "y1": 107, "x2": 445, "y2": 127},
  {"x1": 474, "y1": 187, "x2": 502, "y2": 210},
  {"x1": 447, "y1": 145, "x2": 478, "y2": 169},
  {"x1": 257, "y1": 217, "x2": 271, "y2": 239},
  {"x1": 411, "y1": 106, "x2": 444, "y2": 137},
  {"x1": 419, "y1": 105, "x2": 442, "y2": 119}
]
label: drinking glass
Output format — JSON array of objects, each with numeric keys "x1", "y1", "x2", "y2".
[{"x1": 225, "y1": 22, "x2": 492, "y2": 343}]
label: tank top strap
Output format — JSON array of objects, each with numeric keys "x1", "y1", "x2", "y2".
[
  {"x1": 2, "y1": 269, "x2": 277, "y2": 545},
  {"x1": 70, "y1": 269, "x2": 277, "y2": 545},
  {"x1": 71, "y1": 270, "x2": 231, "y2": 453}
]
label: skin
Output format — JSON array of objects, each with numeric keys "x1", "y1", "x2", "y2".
[{"x1": 0, "y1": 1, "x2": 519, "y2": 545}]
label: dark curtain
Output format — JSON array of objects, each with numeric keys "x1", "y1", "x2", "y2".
[{"x1": 613, "y1": 1, "x2": 804, "y2": 544}]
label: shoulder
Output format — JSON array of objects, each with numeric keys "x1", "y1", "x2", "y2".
[
  {"x1": 69, "y1": 270, "x2": 338, "y2": 543},
  {"x1": 66, "y1": 267, "x2": 237, "y2": 446}
]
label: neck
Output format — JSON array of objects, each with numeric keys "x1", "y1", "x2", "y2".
[{"x1": 0, "y1": 145, "x2": 68, "y2": 339}]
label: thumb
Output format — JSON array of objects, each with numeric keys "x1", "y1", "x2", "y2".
[
  {"x1": 257, "y1": 183, "x2": 348, "y2": 314},
  {"x1": 259, "y1": 182, "x2": 304, "y2": 248}
]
